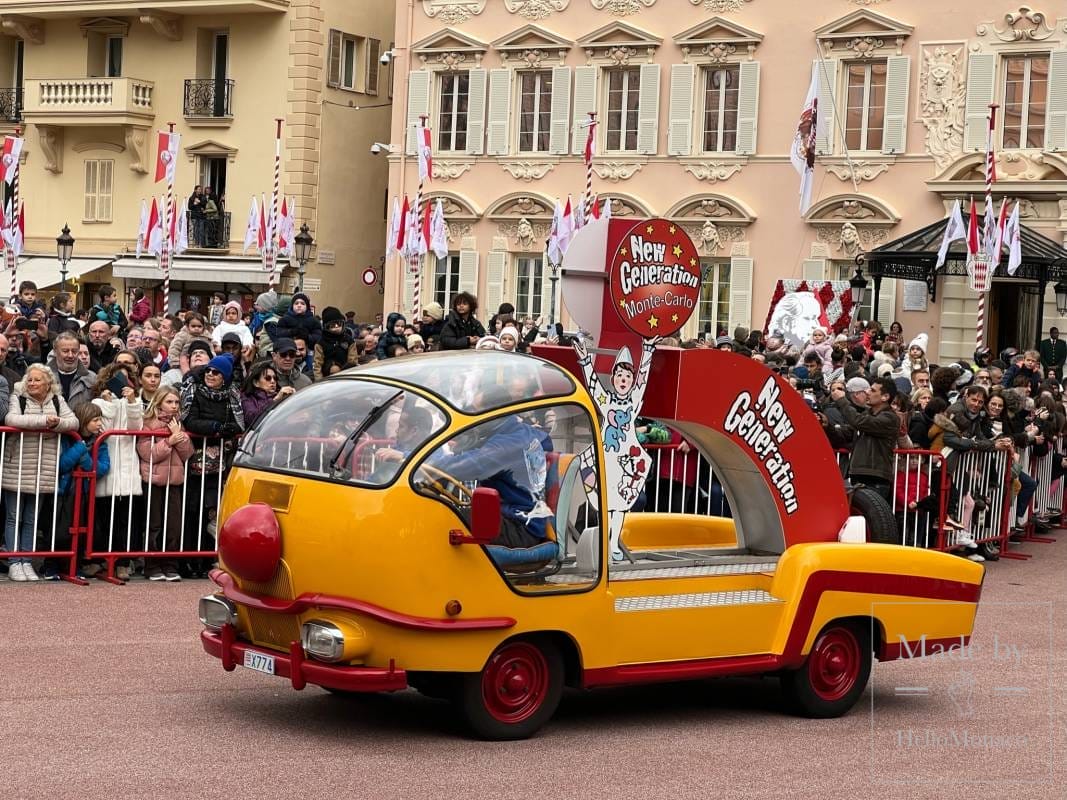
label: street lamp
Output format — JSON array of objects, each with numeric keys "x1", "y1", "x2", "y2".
[
  {"x1": 293, "y1": 223, "x2": 314, "y2": 292},
  {"x1": 849, "y1": 265, "x2": 869, "y2": 308},
  {"x1": 56, "y1": 224, "x2": 75, "y2": 291},
  {"x1": 1055, "y1": 280, "x2": 1067, "y2": 315}
]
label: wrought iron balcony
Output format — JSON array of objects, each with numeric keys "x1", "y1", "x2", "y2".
[
  {"x1": 184, "y1": 78, "x2": 234, "y2": 119},
  {"x1": 187, "y1": 210, "x2": 232, "y2": 252},
  {"x1": 0, "y1": 88, "x2": 23, "y2": 123}
]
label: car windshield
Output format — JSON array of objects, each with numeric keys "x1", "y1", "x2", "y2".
[
  {"x1": 351, "y1": 352, "x2": 575, "y2": 414},
  {"x1": 236, "y1": 379, "x2": 447, "y2": 485}
]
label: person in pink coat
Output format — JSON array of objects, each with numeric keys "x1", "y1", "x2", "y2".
[
  {"x1": 801, "y1": 326, "x2": 834, "y2": 382},
  {"x1": 136, "y1": 385, "x2": 194, "y2": 581}
]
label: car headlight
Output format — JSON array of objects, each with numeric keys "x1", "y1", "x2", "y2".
[
  {"x1": 301, "y1": 620, "x2": 345, "y2": 662},
  {"x1": 199, "y1": 594, "x2": 237, "y2": 630}
]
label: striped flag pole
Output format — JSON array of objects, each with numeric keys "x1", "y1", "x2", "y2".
[
  {"x1": 7, "y1": 125, "x2": 20, "y2": 303},
  {"x1": 582, "y1": 112, "x2": 597, "y2": 223},
  {"x1": 161, "y1": 122, "x2": 176, "y2": 315},
  {"x1": 410, "y1": 116, "x2": 429, "y2": 319},
  {"x1": 977, "y1": 103, "x2": 998, "y2": 351},
  {"x1": 267, "y1": 118, "x2": 283, "y2": 290}
]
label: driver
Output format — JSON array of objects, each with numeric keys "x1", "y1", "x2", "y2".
[
  {"x1": 429, "y1": 415, "x2": 553, "y2": 548},
  {"x1": 374, "y1": 406, "x2": 434, "y2": 477}
]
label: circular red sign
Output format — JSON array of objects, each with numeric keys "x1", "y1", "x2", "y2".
[
  {"x1": 361, "y1": 267, "x2": 378, "y2": 286},
  {"x1": 608, "y1": 218, "x2": 701, "y2": 337}
]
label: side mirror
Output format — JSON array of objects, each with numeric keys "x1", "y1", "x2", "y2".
[{"x1": 469, "y1": 487, "x2": 501, "y2": 544}]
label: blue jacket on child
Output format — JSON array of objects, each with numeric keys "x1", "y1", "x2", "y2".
[{"x1": 58, "y1": 437, "x2": 110, "y2": 495}]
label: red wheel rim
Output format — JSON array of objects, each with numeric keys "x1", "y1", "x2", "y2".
[
  {"x1": 807, "y1": 627, "x2": 861, "y2": 702},
  {"x1": 481, "y1": 642, "x2": 550, "y2": 724}
]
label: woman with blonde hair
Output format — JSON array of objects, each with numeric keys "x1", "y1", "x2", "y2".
[{"x1": 3, "y1": 363, "x2": 78, "y2": 581}]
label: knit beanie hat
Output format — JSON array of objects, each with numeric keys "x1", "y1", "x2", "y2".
[
  {"x1": 254, "y1": 290, "x2": 278, "y2": 312},
  {"x1": 186, "y1": 340, "x2": 213, "y2": 360},
  {"x1": 476, "y1": 335, "x2": 500, "y2": 350},
  {"x1": 207, "y1": 353, "x2": 234, "y2": 384},
  {"x1": 423, "y1": 301, "x2": 444, "y2": 321},
  {"x1": 715, "y1": 335, "x2": 733, "y2": 348},
  {"x1": 406, "y1": 334, "x2": 425, "y2": 350},
  {"x1": 909, "y1": 332, "x2": 929, "y2": 353},
  {"x1": 321, "y1": 306, "x2": 344, "y2": 327},
  {"x1": 291, "y1": 293, "x2": 311, "y2": 311},
  {"x1": 499, "y1": 325, "x2": 520, "y2": 343},
  {"x1": 223, "y1": 300, "x2": 242, "y2": 316}
]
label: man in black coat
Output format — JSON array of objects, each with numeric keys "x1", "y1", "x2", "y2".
[{"x1": 830, "y1": 376, "x2": 900, "y2": 499}]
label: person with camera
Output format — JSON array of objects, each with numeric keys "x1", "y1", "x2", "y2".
[{"x1": 829, "y1": 376, "x2": 900, "y2": 500}]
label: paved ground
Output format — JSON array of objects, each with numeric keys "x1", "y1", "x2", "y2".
[{"x1": 1, "y1": 541, "x2": 1063, "y2": 800}]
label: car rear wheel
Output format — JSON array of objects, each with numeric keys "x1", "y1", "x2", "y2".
[
  {"x1": 851, "y1": 487, "x2": 900, "y2": 544},
  {"x1": 455, "y1": 638, "x2": 563, "y2": 740},
  {"x1": 781, "y1": 621, "x2": 872, "y2": 718}
]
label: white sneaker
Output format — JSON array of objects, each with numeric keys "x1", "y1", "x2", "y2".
[
  {"x1": 9, "y1": 562, "x2": 26, "y2": 582},
  {"x1": 966, "y1": 553, "x2": 986, "y2": 562},
  {"x1": 956, "y1": 533, "x2": 977, "y2": 548},
  {"x1": 21, "y1": 564, "x2": 40, "y2": 581}
]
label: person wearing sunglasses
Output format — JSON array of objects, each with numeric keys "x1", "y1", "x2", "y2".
[
  {"x1": 241, "y1": 360, "x2": 295, "y2": 428},
  {"x1": 271, "y1": 337, "x2": 312, "y2": 391}
]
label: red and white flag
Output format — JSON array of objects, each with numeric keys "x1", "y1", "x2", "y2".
[
  {"x1": 546, "y1": 199, "x2": 563, "y2": 264},
  {"x1": 416, "y1": 123, "x2": 433, "y2": 182},
  {"x1": 146, "y1": 197, "x2": 163, "y2": 256},
  {"x1": 136, "y1": 199, "x2": 149, "y2": 259},
  {"x1": 992, "y1": 198, "x2": 1009, "y2": 267},
  {"x1": 277, "y1": 196, "x2": 296, "y2": 255},
  {"x1": 584, "y1": 118, "x2": 596, "y2": 164},
  {"x1": 966, "y1": 197, "x2": 980, "y2": 256},
  {"x1": 404, "y1": 201, "x2": 425, "y2": 257},
  {"x1": 395, "y1": 195, "x2": 409, "y2": 256},
  {"x1": 386, "y1": 197, "x2": 402, "y2": 257},
  {"x1": 1, "y1": 135, "x2": 23, "y2": 186},
  {"x1": 242, "y1": 196, "x2": 260, "y2": 255},
  {"x1": 430, "y1": 199, "x2": 449, "y2": 260},
  {"x1": 154, "y1": 130, "x2": 180, "y2": 183},
  {"x1": 558, "y1": 196, "x2": 575, "y2": 256},
  {"x1": 175, "y1": 198, "x2": 189, "y2": 254},
  {"x1": 258, "y1": 195, "x2": 268, "y2": 251},
  {"x1": 1004, "y1": 202, "x2": 1022, "y2": 275},
  {"x1": 2, "y1": 201, "x2": 24, "y2": 258},
  {"x1": 935, "y1": 199, "x2": 965, "y2": 268},
  {"x1": 790, "y1": 63, "x2": 820, "y2": 215}
]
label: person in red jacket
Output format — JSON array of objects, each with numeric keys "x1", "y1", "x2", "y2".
[{"x1": 129, "y1": 288, "x2": 152, "y2": 325}]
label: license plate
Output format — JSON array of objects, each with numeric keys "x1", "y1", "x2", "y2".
[{"x1": 242, "y1": 650, "x2": 275, "y2": 675}]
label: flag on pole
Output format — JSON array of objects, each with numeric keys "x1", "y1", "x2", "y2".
[
  {"x1": 242, "y1": 196, "x2": 260, "y2": 254},
  {"x1": 136, "y1": 199, "x2": 149, "y2": 258},
  {"x1": 790, "y1": 63, "x2": 820, "y2": 215},
  {"x1": 0, "y1": 135, "x2": 23, "y2": 186},
  {"x1": 154, "y1": 131, "x2": 180, "y2": 183},
  {"x1": 935, "y1": 200, "x2": 966, "y2": 268},
  {"x1": 584, "y1": 120, "x2": 596, "y2": 164},
  {"x1": 992, "y1": 199, "x2": 1009, "y2": 267},
  {"x1": 546, "y1": 200, "x2": 562, "y2": 264},
  {"x1": 146, "y1": 197, "x2": 163, "y2": 256},
  {"x1": 258, "y1": 195, "x2": 268, "y2": 250},
  {"x1": 386, "y1": 197, "x2": 401, "y2": 257},
  {"x1": 175, "y1": 198, "x2": 189, "y2": 254},
  {"x1": 1005, "y1": 202, "x2": 1022, "y2": 275},
  {"x1": 277, "y1": 196, "x2": 296, "y2": 255},
  {"x1": 417, "y1": 123, "x2": 433, "y2": 182},
  {"x1": 558, "y1": 196, "x2": 575, "y2": 257},
  {"x1": 602, "y1": 197, "x2": 612, "y2": 220},
  {"x1": 966, "y1": 197, "x2": 980, "y2": 256},
  {"x1": 982, "y1": 199, "x2": 999, "y2": 260},
  {"x1": 430, "y1": 199, "x2": 448, "y2": 259},
  {"x1": 395, "y1": 195, "x2": 409, "y2": 256},
  {"x1": 1, "y1": 202, "x2": 24, "y2": 257}
]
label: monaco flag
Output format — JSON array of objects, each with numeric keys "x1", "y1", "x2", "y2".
[
  {"x1": 558, "y1": 196, "x2": 575, "y2": 257},
  {"x1": 1, "y1": 135, "x2": 23, "y2": 186},
  {"x1": 277, "y1": 197, "x2": 296, "y2": 255},
  {"x1": 175, "y1": 199, "x2": 189, "y2": 254},
  {"x1": 546, "y1": 199, "x2": 563, "y2": 265},
  {"x1": 417, "y1": 123, "x2": 433, "y2": 182},
  {"x1": 2, "y1": 201, "x2": 24, "y2": 258},
  {"x1": 395, "y1": 195, "x2": 410, "y2": 256},
  {"x1": 935, "y1": 199, "x2": 966, "y2": 268},
  {"x1": 154, "y1": 131, "x2": 180, "y2": 183},
  {"x1": 136, "y1": 199, "x2": 149, "y2": 259},
  {"x1": 242, "y1": 196, "x2": 260, "y2": 255},
  {"x1": 967, "y1": 197, "x2": 980, "y2": 256},
  {"x1": 386, "y1": 197, "x2": 401, "y2": 257},
  {"x1": 790, "y1": 63, "x2": 820, "y2": 215},
  {"x1": 430, "y1": 199, "x2": 448, "y2": 260},
  {"x1": 1005, "y1": 202, "x2": 1022, "y2": 275},
  {"x1": 145, "y1": 197, "x2": 163, "y2": 256}
]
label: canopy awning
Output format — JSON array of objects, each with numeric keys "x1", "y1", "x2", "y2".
[
  {"x1": 13, "y1": 256, "x2": 114, "y2": 290},
  {"x1": 863, "y1": 212, "x2": 1067, "y2": 300},
  {"x1": 111, "y1": 255, "x2": 289, "y2": 285}
]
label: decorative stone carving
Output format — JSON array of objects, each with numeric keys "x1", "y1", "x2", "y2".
[
  {"x1": 498, "y1": 220, "x2": 550, "y2": 244},
  {"x1": 694, "y1": 199, "x2": 733, "y2": 218},
  {"x1": 0, "y1": 15, "x2": 45, "y2": 45},
  {"x1": 825, "y1": 160, "x2": 890, "y2": 182},
  {"x1": 684, "y1": 162, "x2": 743, "y2": 182},
  {"x1": 505, "y1": 0, "x2": 569, "y2": 18},
  {"x1": 590, "y1": 0, "x2": 656, "y2": 15},
  {"x1": 422, "y1": 0, "x2": 486, "y2": 23},
  {"x1": 608, "y1": 198, "x2": 641, "y2": 217},
  {"x1": 919, "y1": 44, "x2": 966, "y2": 171},
  {"x1": 1019, "y1": 198, "x2": 1039, "y2": 218},
  {"x1": 433, "y1": 160, "x2": 473, "y2": 181},
  {"x1": 977, "y1": 6, "x2": 1055, "y2": 42},
  {"x1": 688, "y1": 0, "x2": 752, "y2": 11},
  {"x1": 830, "y1": 199, "x2": 875, "y2": 219},
  {"x1": 432, "y1": 51, "x2": 469, "y2": 70},
  {"x1": 35, "y1": 125, "x2": 64, "y2": 174},
  {"x1": 703, "y1": 43, "x2": 737, "y2": 63},
  {"x1": 577, "y1": 21, "x2": 662, "y2": 65},
  {"x1": 847, "y1": 0, "x2": 888, "y2": 4},
  {"x1": 844, "y1": 37, "x2": 884, "y2": 58},
  {"x1": 500, "y1": 161, "x2": 555, "y2": 181},
  {"x1": 499, "y1": 196, "x2": 552, "y2": 216},
  {"x1": 697, "y1": 220, "x2": 723, "y2": 253},
  {"x1": 594, "y1": 161, "x2": 643, "y2": 181},
  {"x1": 682, "y1": 223, "x2": 745, "y2": 254},
  {"x1": 139, "y1": 12, "x2": 182, "y2": 41},
  {"x1": 446, "y1": 221, "x2": 474, "y2": 242},
  {"x1": 124, "y1": 127, "x2": 150, "y2": 173},
  {"x1": 516, "y1": 218, "x2": 536, "y2": 248},
  {"x1": 838, "y1": 222, "x2": 863, "y2": 256},
  {"x1": 999, "y1": 150, "x2": 1061, "y2": 181},
  {"x1": 439, "y1": 198, "x2": 467, "y2": 216},
  {"x1": 815, "y1": 224, "x2": 886, "y2": 251}
]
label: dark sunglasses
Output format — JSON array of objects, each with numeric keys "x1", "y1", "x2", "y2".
[
  {"x1": 260, "y1": 374, "x2": 278, "y2": 382},
  {"x1": 277, "y1": 351, "x2": 297, "y2": 357},
  {"x1": 205, "y1": 367, "x2": 223, "y2": 376}
]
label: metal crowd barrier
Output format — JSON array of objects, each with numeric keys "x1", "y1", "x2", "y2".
[
  {"x1": 643, "y1": 442, "x2": 729, "y2": 516},
  {"x1": 888, "y1": 449, "x2": 949, "y2": 549},
  {"x1": 0, "y1": 427, "x2": 87, "y2": 584}
]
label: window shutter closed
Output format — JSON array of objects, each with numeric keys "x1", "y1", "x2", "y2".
[
  {"x1": 876, "y1": 278, "x2": 896, "y2": 326},
  {"x1": 637, "y1": 63, "x2": 660, "y2": 155},
  {"x1": 728, "y1": 256, "x2": 753, "y2": 331},
  {"x1": 99, "y1": 159, "x2": 113, "y2": 221},
  {"x1": 486, "y1": 68, "x2": 512, "y2": 156},
  {"x1": 881, "y1": 55, "x2": 910, "y2": 154},
  {"x1": 327, "y1": 29, "x2": 343, "y2": 89},
  {"x1": 667, "y1": 64, "x2": 694, "y2": 156},
  {"x1": 963, "y1": 53, "x2": 996, "y2": 151},
  {"x1": 405, "y1": 70, "x2": 431, "y2": 155},
  {"x1": 459, "y1": 249, "x2": 479, "y2": 295},
  {"x1": 485, "y1": 250, "x2": 507, "y2": 316},
  {"x1": 366, "y1": 38, "x2": 381, "y2": 97},
  {"x1": 1045, "y1": 49, "x2": 1067, "y2": 151},
  {"x1": 549, "y1": 66, "x2": 571, "y2": 155},
  {"x1": 735, "y1": 61, "x2": 760, "y2": 155},
  {"x1": 83, "y1": 160, "x2": 97, "y2": 221},
  {"x1": 466, "y1": 68, "x2": 487, "y2": 155},
  {"x1": 814, "y1": 59, "x2": 838, "y2": 155},
  {"x1": 802, "y1": 259, "x2": 825, "y2": 282},
  {"x1": 571, "y1": 65, "x2": 598, "y2": 154}
]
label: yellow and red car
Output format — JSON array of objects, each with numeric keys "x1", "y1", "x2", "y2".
[{"x1": 200, "y1": 348, "x2": 982, "y2": 739}]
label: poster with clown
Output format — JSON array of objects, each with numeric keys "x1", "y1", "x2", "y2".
[{"x1": 564, "y1": 218, "x2": 701, "y2": 561}]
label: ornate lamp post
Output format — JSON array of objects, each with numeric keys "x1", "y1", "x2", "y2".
[
  {"x1": 292, "y1": 223, "x2": 314, "y2": 293},
  {"x1": 56, "y1": 224, "x2": 75, "y2": 291}
]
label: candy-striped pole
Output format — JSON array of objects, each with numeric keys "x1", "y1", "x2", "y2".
[
  {"x1": 7, "y1": 125, "x2": 20, "y2": 303},
  {"x1": 977, "y1": 103, "x2": 997, "y2": 351},
  {"x1": 268, "y1": 118, "x2": 283, "y2": 290},
  {"x1": 582, "y1": 112, "x2": 596, "y2": 223},
  {"x1": 410, "y1": 116, "x2": 429, "y2": 319}
]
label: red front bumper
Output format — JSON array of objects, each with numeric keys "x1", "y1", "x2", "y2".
[{"x1": 201, "y1": 625, "x2": 408, "y2": 692}]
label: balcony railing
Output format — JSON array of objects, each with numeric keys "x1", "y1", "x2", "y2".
[
  {"x1": 184, "y1": 78, "x2": 234, "y2": 118},
  {"x1": 0, "y1": 88, "x2": 23, "y2": 123},
  {"x1": 21, "y1": 77, "x2": 154, "y2": 124},
  {"x1": 187, "y1": 211, "x2": 232, "y2": 251}
]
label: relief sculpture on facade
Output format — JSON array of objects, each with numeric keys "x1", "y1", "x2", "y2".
[
  {"x1": 919, "y1": 44, "x2": 966, "y2": 171},
  {"x1": 590, "y1": 0, "x2": 656, "y2": 15},
  {"x1": 504, "y1": 0, "x2": 570, "y2": 19}
]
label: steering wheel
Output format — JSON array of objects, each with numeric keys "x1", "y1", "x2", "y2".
[{"x1": 418, "y1": 463, "x2": 472, "y2": 507}]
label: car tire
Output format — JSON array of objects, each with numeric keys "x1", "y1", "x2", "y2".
[
  {"x1": 852, "y1": 487, "x2": 900, "y2": 544},
  {"x1": 781, "y1": 621, "x2": 872, "y2": 718},
  {"x1": 455, "y1": 637, "x2": 563, "y2": 740},
  {"x1": 410, "y1": 672, "x2": 458, "y2": 701}
]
